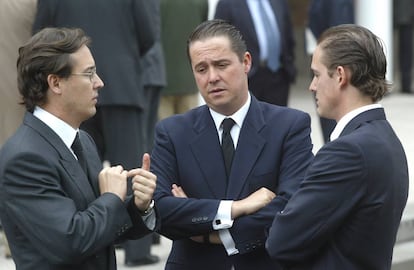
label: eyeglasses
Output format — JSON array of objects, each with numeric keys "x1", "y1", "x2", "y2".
[{"x1": 71, "y1": 69, "x2": 98, "y2": 82}]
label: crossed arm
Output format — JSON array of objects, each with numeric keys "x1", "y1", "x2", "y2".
[{"x1": 171, "y1": 183, "x2": 275, "y2": 244}]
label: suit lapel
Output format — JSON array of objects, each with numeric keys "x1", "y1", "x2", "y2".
[
  {"x1": 24, "y1": 113, "x2": 97, "y2": 202},
  {"x1": 60, "y1": 158, "x2": 97, "y2": 201},
  {"x1": 78, "y1": 131, "x2": 101, "y2": 197},
  {"x1": 227, "y1": 97, "x2": 266, "y2": 198},
  {"x1": 190, "y1": 106, "x2": 228, "y2": 198}
]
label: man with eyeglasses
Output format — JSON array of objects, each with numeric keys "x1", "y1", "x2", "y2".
[
  {"x1": 32, "y1": 0, "x2": 156, "y2": 196},
  {"x1": 0, "y1": 27, "x2": 158, "y2": 270}
]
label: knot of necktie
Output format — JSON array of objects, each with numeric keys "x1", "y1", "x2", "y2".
[{"x1": 222, "y1": 118, "x2": 235, "y2": 134}]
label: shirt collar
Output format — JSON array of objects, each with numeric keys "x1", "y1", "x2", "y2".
[
  {"x1": 33, "y1": 106, "x2": 78, "y2": 149},
  {"x1": 210, "y1": 93, "x2": 251, "y2": 132},
  {"x1": 330, "y1": 103, "x2": 382, "y2": 141}
]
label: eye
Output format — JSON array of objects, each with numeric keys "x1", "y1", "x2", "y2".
[
  {"x1": 88, "y1": 71, "x2": 96, "y2": 80},
  {"x1": 217, "y1": 62, "x2": 228, "y2": 69},
  {"x1": 196, "y1": 66, "x2": 206, "y2": 73}
]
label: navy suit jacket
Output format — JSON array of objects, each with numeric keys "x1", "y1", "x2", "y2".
[
  {"x1": 0, "y1": 112, "x2": 153, "y2": 270},
  {"x1": 308, "y1": 0, "x2": 354, "y2": 39},
  {"x1": 33, "y1": 0, "x2": 155, "y2": 109},
  {"x1": 214, "y1": 0, "x2": 296, "y2": 82},
  {"x1": 266, "y1": 108, "x2": 409, "y2": 269},
  {"x1": 152, "y1": 96, "x2": 313, "y2": 270}
]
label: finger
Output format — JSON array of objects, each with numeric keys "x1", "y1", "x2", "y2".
[
  {"x1": 141, "y1": 153, "x2": 150, "y2": 171},
  {"x1": 172, "y1": 184, "x2": 187, "y2": 198},
  {"x1": 172, "y1": 188, "x2": 179, "y2": 197},
  {"x1": 112, "y1": 165, "x2": 124, "y2": 174},
  {"x1": 102, "y1": 160, "x2": 111, "y2": 169}
]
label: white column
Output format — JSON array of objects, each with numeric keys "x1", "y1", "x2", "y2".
[{"x1": 355, "y1": 0, "x2": 393, "y2": 81}]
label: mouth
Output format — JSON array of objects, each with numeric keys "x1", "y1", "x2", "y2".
[{"x1": 209, "y1": 87, "x2": 225, "y2": 94}]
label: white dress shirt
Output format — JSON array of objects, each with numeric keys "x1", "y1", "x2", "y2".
[{"x1": 208, "y1": 94, "x2": 251, "y2": 255}]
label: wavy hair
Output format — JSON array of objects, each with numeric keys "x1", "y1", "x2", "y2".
[{"x1": 17, "y1": 27, "x2": 91, "y2": 112}]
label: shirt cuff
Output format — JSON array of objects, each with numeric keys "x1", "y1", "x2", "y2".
[
  {"x1": 219, "y1": 229, "x2": 239, "y2": 255},
  {"x1": 141, "y1": 208, "x2": 156, "y2": 230},
  {"x1": 213, "y1": 200, "x2": 234, "y2": 230}
]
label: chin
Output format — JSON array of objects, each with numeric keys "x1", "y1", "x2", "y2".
[{"x1": 85, "y1": 108, "x2": 97, "y2": 119}]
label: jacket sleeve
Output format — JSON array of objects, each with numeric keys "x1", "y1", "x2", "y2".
[
  {"x1": 266, "y1": 140, "x2": 365, "y2": 263},
  {"x1": 230, "y1": 112, "x2": 313, "y2": 254},
  {"x1": 151, "y1": 120, "x2": 222, "y2": 240}
]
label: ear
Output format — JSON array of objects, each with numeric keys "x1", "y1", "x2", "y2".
[
  {"x1": 336, "y1": 65, "x2": 350, "y2": 88},
  {"x1": 243, "y1": 52, "x2": 252, "y2": 74},
  {"x1": 47, "y1": 74, "x2": 63, "y2": 94}
]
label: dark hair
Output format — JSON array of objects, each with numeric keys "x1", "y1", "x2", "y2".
[
  {"x1": 17, "y1": 27, "x2": 91, "y2": 112},
  {"x1": 318, "y1": 24, "x2": 391, "y2": 101},
  {"x1": 187, "y1": 19, "x2": 247, "y2": 63}
]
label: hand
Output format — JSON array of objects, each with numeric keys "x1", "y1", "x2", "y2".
[
  {"x1": 172, "y1": 183, "x2": 187, "y2": 198},
  {"x1": 190, "y1": 231, "x2": 221, "y2": 244},
  {"x1": 128, "y1": 153, "x2": 157, "y2": 212},
  {"x1": 98, "y1": 164, "x2": 128, "y2": 201},
  {"x1": 231, "y1": 187, "x2": 276, "y2": 219}
]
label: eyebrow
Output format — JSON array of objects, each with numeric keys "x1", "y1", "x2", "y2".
[
  {"x1": 194, "y1": 59, "x2": 229, "y2": 69},
  {"x1": 83, "y1": 66, "x2": 96, "y2": 72}
]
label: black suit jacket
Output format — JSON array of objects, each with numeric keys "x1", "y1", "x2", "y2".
[
  {"x1": 33, "y1": 0, "x2": 155, "y2": 109},
  {"x1": 266, "y1": 108, "x2": 409, "y2": 269},
  {"x1": 215, "y1": 0, "x2": 296, "y2": 82},
  {"x1": 0, "y1": 112, "x2": 154, "y2": 270}
]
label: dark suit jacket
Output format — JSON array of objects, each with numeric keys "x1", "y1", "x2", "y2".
[
  {"x1": 141, "y1": 0, "x2": 166, "y2": 89},
  {"x1": 214, "y1": 0, "x2": 296, "y2": 82},
  {"x1": 0, "y1": 112, "x2": 154, "y2": 270},
  {"x1": 266, "y1": 108, "x2": 409, "y2": 269},
  {"x1": 151, "y1": 96, "x2": 314, "y2": 270},
  {"x1": 308, "y1": 0, "x2": 354, "y2": 39},
  {"x1": 33, "y1": 0, "x2": 155, "y2": 109}
]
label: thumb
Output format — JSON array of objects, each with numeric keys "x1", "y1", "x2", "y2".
[{"x1": 141, "y1": 153, "x2": 151, "y2": 171}]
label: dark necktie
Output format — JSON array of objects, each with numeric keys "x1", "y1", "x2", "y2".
[
  {"x1": 258, "y1": 0, "x2": 281, "y2": 71},
  {"x1": 71, "y1": 132, "x2": 87, "y2": 174},
  {"x1": 221, "y1": 118, "x2": 235, "y2": 177}
]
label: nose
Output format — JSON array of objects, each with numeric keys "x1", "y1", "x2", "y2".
[
  {"x1": 208, "y1": 68, "x2": 220, "y2": 84},
  {"x1": 93, "y1": 74, "x2": 104, "y2": 89},
  {"x1": 309, "y1": 76, "x2": 316, "y2": 93}
]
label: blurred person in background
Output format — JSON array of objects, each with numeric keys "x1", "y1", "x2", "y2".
[
  {"x1": 215, "y1": 0, "x2": 296, "y2": 107},
  {"x1": 158, "y1": 0, "x2": 209, "y2": 120},
  {"x1": 0, "y1": 0, "x2": 38, "y2": 259},
  {"x1": 394, "y1": 0, "x2": 414, "y2": 94},
  {"x1": 123, "y1": 0, "x2": 166, "y2": 266}
]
